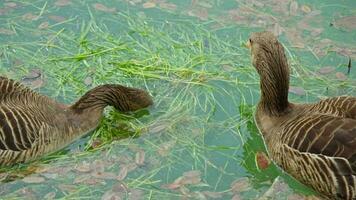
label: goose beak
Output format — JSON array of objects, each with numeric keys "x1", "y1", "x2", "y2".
[{"x1": 245, "y1": 40, "x2": 251, "y2": 49}]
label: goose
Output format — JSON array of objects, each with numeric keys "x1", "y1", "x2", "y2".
[
  {"x1": 247, "y1": 31, "x2": 356, "y2": 200},
  {"x1": 0, "y1": 76, "x2": 153, "y2": 166}
]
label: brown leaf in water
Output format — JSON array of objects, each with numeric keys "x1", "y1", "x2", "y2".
[
  {"x1": 22, "y1": 176, "x2": 45, "y2": 183},
  {"x1": 230, "y1": 178, "x2": 250, "y2": 193},
  {"x1": 272, "y1": 23, "x2": 283, "y2": 36},
  {"x1": 162, "y1": 170, "x2": 202, "y2": 190},
  {"x1": 179, "y1": 186, "x2": 190, "y2": 196},
  {"x1": 180, "y1": 175, "x2": 201, "y2": 185},
  {"x1": 201, "y1": 191, "x2": 223, "y2": 199},
  {"x1": 74, "y1": 175, "x2": 103, "y2": 185},
  {"x1": 149, "y1": 122, "x2": 168, "y2": 133},
  {"x1": 117, "y1": 165, "x2": 128, "y2": 181},
  {"x1": 22, "y1": 13, "x2": 38, "y2": 21},
  {"x1": 38, "y1": 22, "x2": 49, "y2": 29},
  {"x1": 161, "y1": 181, "x2": 182, "y2": 190},
  {"x1": 289, "y1": 86, "x2": 305, "y2": 96},
  {"x1": 41, "y1": 173, "x2": 58, "y2": 179},
  {"x1": 232, "y1": 194, "x2": 242, "y2": 200},
  {"x1": 146, "y1": 155, "x2": 160, "y2": 166},
  {"x1": 101, "y1": 190, "x2": 123, "y2": 200},
  {"x1": 256, "y1": 151, "x2": 270, "y2": 170},
  {"x1": 312, "y1": 39, "x2": 334, "y2": 57},
  {"x1": 48, "y1": 15, "x2": 66, "y2": 22},
  {"x1": 318, "y1": 66, "x2": 334, "y2": 75},
  {"x1": 117, "y1": 154, "x2": 133, "y2": 164},
  {"x1": 84, "y1": 76, "x2": 93, "y2": 86},
  {"x1": 91, "y1": 171, "x2": 116, "y2": 180},
  {"x1": 310, "y1": 28, "x2": 323, "y2": 37},
  {"x1": 75, "y1": 161, "x2": 91, "y2": 173},
  {"x1": 333, "y1": 16, "x2": 356, "y2": 31},
  {"x1": 18, "y1": 188, "x2": 37, "y2": 199},
  {"x1": 58, "y1": 184, "x2": 77, "y2": 193},
  {"x1": 73, "y1": 175, "x2": 88, "y2": 184},
  {"x1": 0, "y1": 172, "x2": 9, "y2": 182},
  {"x1": 129, "y1": 188, "x2": 144, "y2": 200},
  {"x1": 30, "y1": 78, "x2": 44, "y2": 89},
  {"x1": 13, "y1": 59, "x2": 23, "y2": 67},
  {"x1": 31, "y1": 165, "x2": 51, "y2": 173},
  {"x1": 195, "y1": 1, "x2": 213, "y2": 8},
  {"x1": 157, "y1": 140, "x2": 176, "y2": 157},
  {"x1": 335, "y1": 72, "x2": 347, "y2": 81},
  {"x1": 182, "y1": 170, "x2": 201, "y2": 178},
  {"x1": 222, "y1": 64, "x2": 234, "y2": 72},
  {"x1": 285, "y1": 28, "x2": 305, "y2": 48},
  {"x1": 92, "y1": 159, "x2": 106, "y2": 173},
  {"x1": 188, "y1": 8, "x2": 208, "y2": 20},
  {"x1": 124, "y1": 163, "x2": 138, "y2": 172},
  {"x1": 54, "y1": 0, "x2": 71, "y2": 7},
  {"x1": 228, "y1": 9, "x2": 248, "y2": 24},
  {"x1": 4, "y1": 2, "x2": 18, "y2": 8},
  {"x1": 301, "y1": 5, "x2": 312, "y2": 14},
  {"x1": 130, "y1": 0, "x2": 143, "y2": 3},
  {"x1": 249, "y1": 0, "x2": 264, "y2": 8},
  {"x1": 135, "y1": 150, "x2": 145, "y2": 166},
  {"x1": 44, "y1": 192, "x2": 56, "y2": 199},
  {"x1": 107, "y1": 184, "x2": 128, "y2": 200},
  {"x1": 180, "y1": 170, "x2": 201, "y2": 185},
  {"x1": 143, "y1": 2, "x2": 156, "y2": 9},
  {"x1": 159, "y1": 2, "x2": 177, "y2": 11},
  {"x1": 0, "y1": 28, "x2": 15, "y2": 35},
  {"x1": 289, "y1": 1, "x2": 298, "y2": 16},
  {"x1": 161, "y1": 177, "x2": 183, "y2": 190},
  {"x1": 93, "y1": 3, "x2": 117, "y2": 13},
  {"x1": 41, "y1": 165, "x2": 71, "y2": 174},
  {"x1": 260, "y1": 177, "x2": 290, "y2": 198},
  {"x1": 287, "y1": 193, "x2": 305, "y2": 200},
  {"x1": 297, "y1": 18, "x2": 310, "y2": 31},
  {"x1": 0, "y1": 9, "x2": 7, "y2": 16},
  {"x1": 331, "y1": 47, "x2": 356, "y2": 59},
  {"x1": 307, "y1": 10, "x2": 321, "y2": 17}
]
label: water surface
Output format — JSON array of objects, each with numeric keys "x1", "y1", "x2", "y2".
[{"x1": 0, "y1": 0, "x2": 355, "y2": 199}]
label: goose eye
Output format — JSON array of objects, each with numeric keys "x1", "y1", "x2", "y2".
[{"x1": 246, "y1": 39, "x2": 252, "y2": 49}]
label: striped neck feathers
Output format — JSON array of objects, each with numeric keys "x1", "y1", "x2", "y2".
[
  {"x1": 70, "y1": 84, "x2": 153, "y2": 113},
  {"x1": 254, "y1": 40, "x2": 290, "y2": 116}
]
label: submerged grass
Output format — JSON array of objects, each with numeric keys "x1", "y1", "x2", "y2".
[{"x1": 0, "y1": 2, "x2": 355, "y2": 199}]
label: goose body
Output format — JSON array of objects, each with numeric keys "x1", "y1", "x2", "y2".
[
  {"x1": 248, "y1": 31, "x2": 356, "y2": 199},
  {"x1": 0, "y1": 76, "x2": 152, "y2": 166}
]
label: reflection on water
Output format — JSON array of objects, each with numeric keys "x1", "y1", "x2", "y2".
[{"x1": 0, "y1": 0, "x2": 355, "y2": 199}]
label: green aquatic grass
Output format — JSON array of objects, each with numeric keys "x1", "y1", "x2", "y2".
[
  {"x1": 0, "y1": 1, "x2": 355, "y2": 199},
  {"x1": 0, "y1": 10, "x2": 255, "y2": 199}
]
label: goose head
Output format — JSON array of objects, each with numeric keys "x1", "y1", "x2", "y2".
[
  {"x1": 71, "y1": 84, "x2": 153, "y2": 113},
  {"x1": 121, "y1": 85, "x2": 154, "y2": 111},
  {"x1": 247, "y1": 31, "x2": 289, "y2": 76}
]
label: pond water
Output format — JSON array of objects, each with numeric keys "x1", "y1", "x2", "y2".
[{"x1": 0, "y1": 0, "x2": 355, "y2": 199}]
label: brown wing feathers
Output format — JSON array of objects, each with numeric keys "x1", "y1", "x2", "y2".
[
  {"x1": 0, "y1": 76, "x2": 29, "y2": 96},
  {"x1": 0, "y1": 106, "x2": 38, "y2": 151}
]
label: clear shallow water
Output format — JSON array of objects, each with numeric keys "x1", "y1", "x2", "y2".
[{"x1": 0, "y1": 0, "x2": 355, "y2": 199}]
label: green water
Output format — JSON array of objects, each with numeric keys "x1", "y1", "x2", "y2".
[{"x1": 0, "y1": 0, "x2": 355, "y2": 199}]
